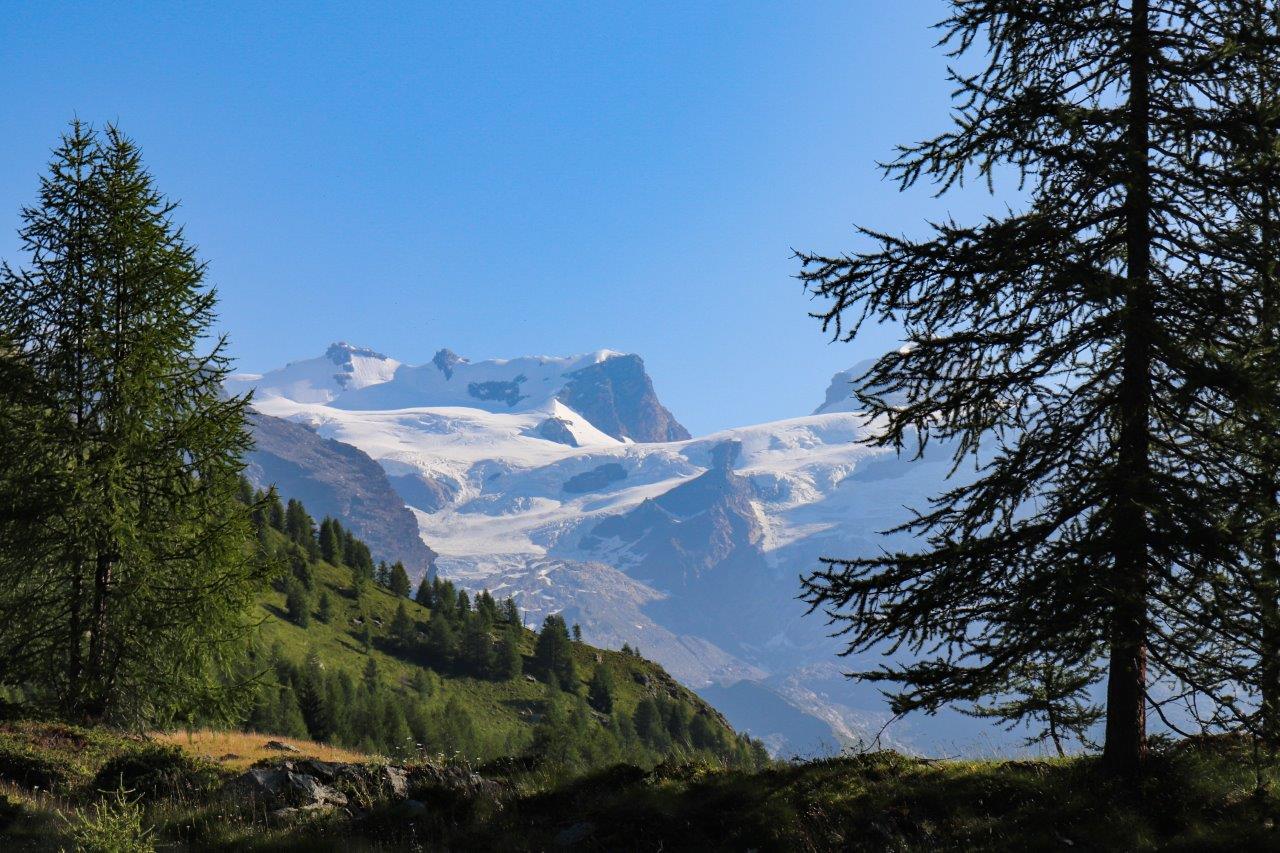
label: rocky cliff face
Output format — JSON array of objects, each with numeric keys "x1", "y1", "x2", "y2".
[
  {"x1": 558, "y1": 354, "x2": 690, "y2": 443},
  {"x1": 245, "y1": 412, "x2": 437, "y2": 577}
]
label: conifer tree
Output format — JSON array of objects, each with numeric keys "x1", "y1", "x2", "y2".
[
  {"x1": 389, "y1": 561, "x2": 412, "y2": 598},
  {"x1": 0, "y1": 122, "x2": 268, "y2": 723},
  {"x1": 425, "y1": 615, "x2": 457, "y2": 669},
  {"x1": 390, "y1": 601, "x2": 415, "y2": 649},
  {"x1": 796, "y1": 3, "x2": 1259, "y2": 774},
  {"x1": 496, "y1": 626, "x2": 523, "y2": 681},
  {"x1": 588, "y1": 665, "x2": 615, "y2": 714},
  {"x1": 319, "y1": 518, "x2": 342, "y2": 565},
  {"x1": 502, "y1": 596, "x2": 521, "y2": 627},
  {"x1": 534, "y1": 614, "x2": 577, "y2": 690},
  {"x1": 285, "y1": 578, "x2": 311, "y2": 627},
  {"x1": 284, "y1": 499, "x2": 313, "y2": 548},
  {"x1": 0, "y1": 340, "x2": 64, "y2": 686},
  {"x1": 414, "y1": 576, "x2": 434, "y2": 608},
  {"x1": 461, "y1": 614, "x2": 495, "y2": 677},
  {"x1": 963, "y1": 658, "x2": 1103, "y2": 757},
  {"x1": 317, "y1": 591, "x2": 335, "y2": 624},
  {"x1": 298, "y1": 650, "x2": 334, "y2": 741}
]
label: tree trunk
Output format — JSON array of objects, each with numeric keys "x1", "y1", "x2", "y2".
[
  {"x1": 65, "y1": 558, "x2": 84, "y2": 709},
  {"x1": 84, "y1": 550, "x2": 114, "y2": 719},
  {"x1": 1103, "y1": 0, "x2": 1152, "y2": 778}
]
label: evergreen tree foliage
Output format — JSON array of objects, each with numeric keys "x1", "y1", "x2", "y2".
[
  {"x1": 496, "y1": 625, "x2": 523, "y2": 681},
  {"x1": 0, "y1": 338, "x2": 65, "y2": 687},
  {"x1": 284, "y1": 578, "x2": 311, "y2": 628},
  {"x1": 633, "y1": 697, "x2": 666, "y2": 749},
  {"x1": 588, "y1": 665, "x2": 615, "y2": 714},
  {"x1": 390, "y1": 601, "x2": 415, "y2": 649},
  {"x1": 534, "y1": 614, "x2": 578, "y2": 690},
  {"x1": 266, "y1": 489, "x2": 285, "y2": 533},
  {"x1": 0, "y1": 122, "x2": 268, "y2": 724},
  {"x1": 964, "y1": 659, "x2": 1103, "y2": 757},
  {"x1": 460, "y1": 616, "x2": 495, "y2": 678},
  {"x1": 424, "y1": 614, "x2": 458, "y2": 669},
  {"x1": 297, "y1": 650, "x2": 335, "y2": 741},
  {"x1": 795, "y1": 1, "x2": 1274, "y2": 774},
  {"x1": 414, "y1": 576, "x2": 433, "y2": 608},
  {"x1": 284, "y1": 499, "x2": 313, "y2": 549},
  {"x1": 502, "y1": 596, "x2": 521, "y2": 627},
  {"x1": 317, "y1": 591, "x2": 334, "y2": 624},
  {"x1": 1178, "y1": 1, "x2": 1280, "y2": 747},
  {"x1": 389, "y1": 561, "x2": 412, "y2": 598},
  {"x1": 319, "y1": 518, "x2": 342, "y2": 565}
]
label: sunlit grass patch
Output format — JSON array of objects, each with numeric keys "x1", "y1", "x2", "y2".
[{"x1": 151, "y1": 729, "x2": 376, "y2": 771}]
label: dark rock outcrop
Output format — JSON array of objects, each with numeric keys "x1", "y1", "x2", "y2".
[
  {"x1": 537, "y1": 417, "x2": 580, "y2": 447},
  {"x1": 326, "y1": 342, "x2": 393, "y2": 391},
  {"x1": 558, "y1": 354, "x2": 690, "y2": 443},
  {"x1": 562, "y1": 462, "x2": 627, "y2": 494},
  {"x1": 468, "y1": 376, "x2": 527, "y2": 407},
  {"x1": 224, "y1": 764, "x2": 349, "y2": 812},
  {"x1": 245, "y1": 412, "x2": 437, "y2": 578},
  {"x1": 431, "y1": 347, "x2": 466, "y2": 380}
]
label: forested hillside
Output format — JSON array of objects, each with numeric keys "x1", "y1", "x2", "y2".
[{"x1": 223, "y1": 484, "x2": 768, "y2": 772}]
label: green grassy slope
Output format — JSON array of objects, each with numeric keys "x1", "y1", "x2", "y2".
[{"x1": 250, "y1": 532, "x2": 756, "y2": 766}]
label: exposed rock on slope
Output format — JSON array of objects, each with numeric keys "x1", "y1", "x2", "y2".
[
  {"x1": 558, "y1": 354, "x2": 691, "y2": 442},
  {"x1": 245, "y1": 412, "x2": 437, "y2": 576}
]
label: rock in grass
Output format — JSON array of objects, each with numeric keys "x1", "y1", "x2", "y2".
[
  {"x1": 224, "y1": 765, "x2": 348, "y2": 811},
  {"x1": 264, "y1": 740, "x2": 301, "y2": 753}
]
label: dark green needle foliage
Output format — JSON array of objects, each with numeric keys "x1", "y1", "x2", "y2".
[
  {"x1": 388, "y1": 561, "x2": 412, "y2": 598},
  {"x1": 0, "y1": 122, "x2": 270, "y2": 725},
  {"x1": 796, "y1": 2, "x2": 1278, "y2": 774},
  {"x1": 534, "y1": 614, "x2": 578, "y2": 691},
  {"x1": 963, "y1": 657, "x2": 1104, "y2": 757}
]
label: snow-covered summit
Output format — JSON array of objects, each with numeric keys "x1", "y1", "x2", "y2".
[
  {"x1": 335, "y1": 348, "x2": 625, "y2": 413},
  {"x1": 235, "y1": 345, "x2": 690, "y2": 443},
  {"x1": 226, "y1": 341, "x2": 401, "y2": 404}
]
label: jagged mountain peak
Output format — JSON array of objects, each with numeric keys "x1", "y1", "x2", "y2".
[{"x1": 326, "y1": 341, "x2": 391, "y2": 364}]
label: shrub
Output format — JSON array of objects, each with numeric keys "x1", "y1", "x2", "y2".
[
  {"x1": 92, "y1": 745, "x2": 220, "y2": 803},
  {"x1": 63, "y1": 781, "x2": 155, "y2": 852},
  {"x1": 0, "y1": 743, "x2": 67, "y2": 790}
]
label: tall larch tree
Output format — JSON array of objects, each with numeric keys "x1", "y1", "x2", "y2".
[
  {"x1": 0, "y1": 122, "x2": 269, "y2": 723},
  {"x1": 796, "y1": 3, "x2": 1259, "y2": 775}
]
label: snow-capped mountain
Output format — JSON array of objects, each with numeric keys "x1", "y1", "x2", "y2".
[
  {"x1": 233, "y1": 343, "x2": 986, "y2": 756},
  {"x1": 228, "y1": 342, "x2": 402, "y2": 404},
  {"x1": 232, "y1": 345, "x2": 690, "y2": 444}
]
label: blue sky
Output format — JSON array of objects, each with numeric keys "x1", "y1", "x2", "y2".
[{"x1": 1, "y1": 1, "x2": 1004, "y2": 435}]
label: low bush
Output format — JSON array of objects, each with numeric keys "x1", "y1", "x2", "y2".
[{"x1": 92, "y1": 745, "x2": 220, "y2": 803}]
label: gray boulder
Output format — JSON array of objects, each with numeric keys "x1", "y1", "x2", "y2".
[{"x1": 226, "y1": 765, "x2": 348, "y2": 811}]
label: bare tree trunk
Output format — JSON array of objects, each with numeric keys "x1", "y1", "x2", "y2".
[{"x1": 1103, "y1": 0, "x2": 1152, "y2": 778}]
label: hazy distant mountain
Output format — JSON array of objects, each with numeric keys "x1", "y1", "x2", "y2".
[{"x1": 231, "y1": 342, "x2": 987, "y2": 757}]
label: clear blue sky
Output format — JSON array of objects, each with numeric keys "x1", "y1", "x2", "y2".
[{"x1": 1, "y1": 1, "x2": 1003, "y2": 436}]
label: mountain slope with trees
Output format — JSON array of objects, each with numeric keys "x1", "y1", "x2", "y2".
[{"x1": 227, "y1": 485, "x2": 767, "y2": 771}]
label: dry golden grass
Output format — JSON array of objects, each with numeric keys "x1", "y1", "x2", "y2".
[{"x1": 151, "y1": 729, "x2": 376, "y2": 771}]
